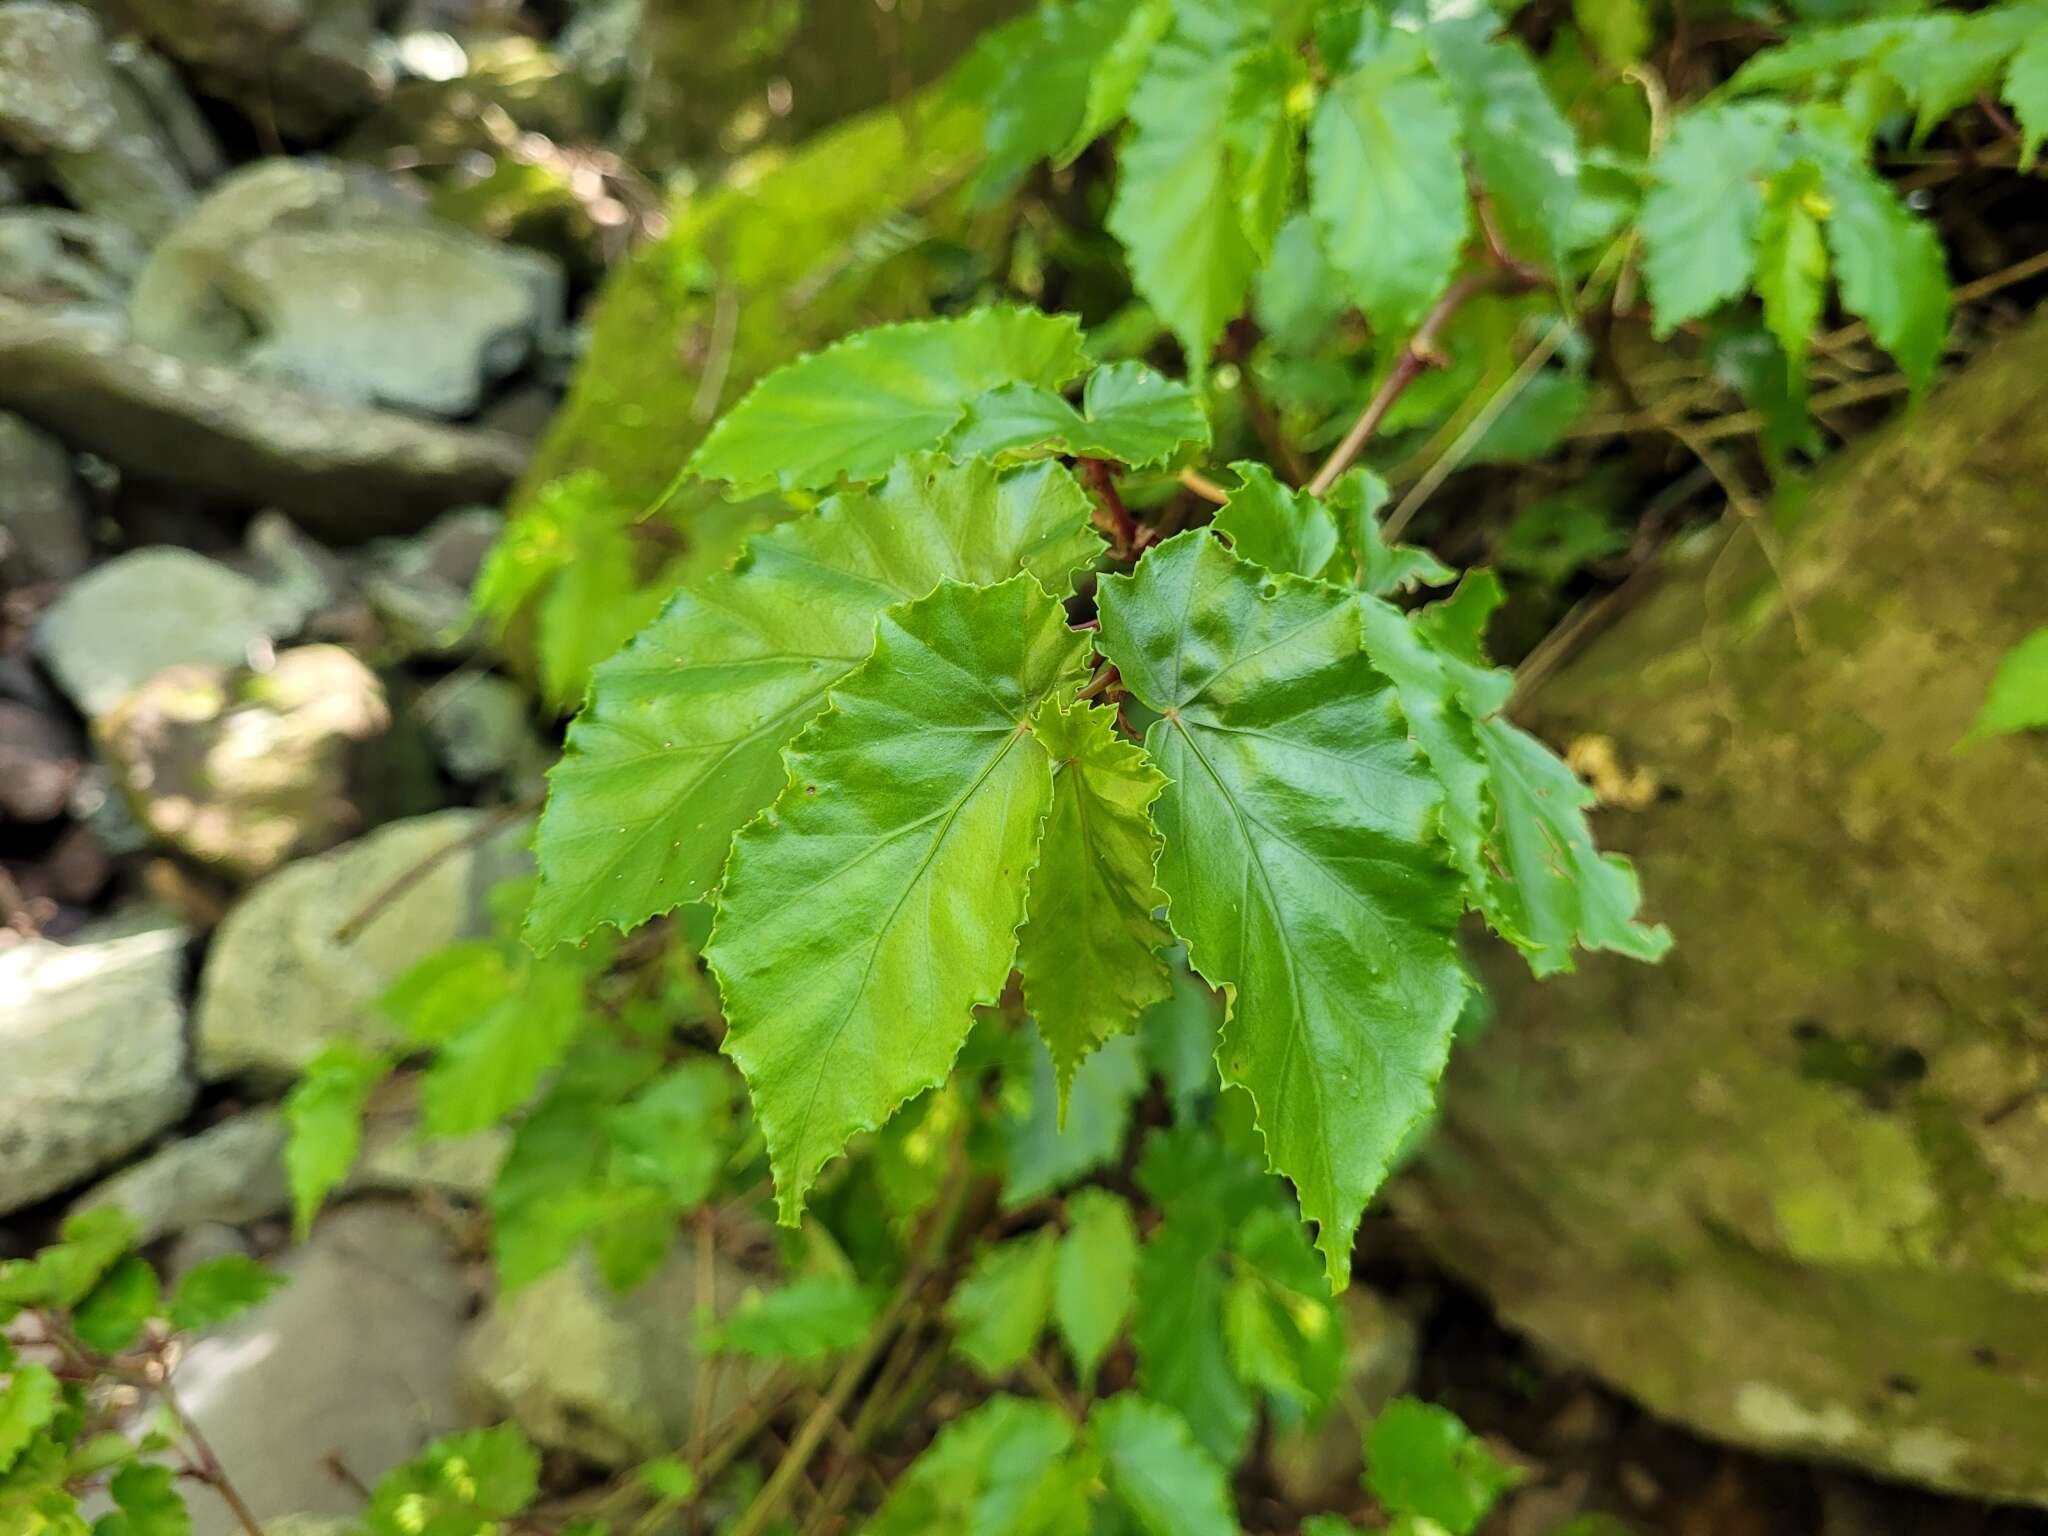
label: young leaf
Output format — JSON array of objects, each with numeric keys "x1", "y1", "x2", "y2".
[
  {"x1": 1330, "y1": 471, "x2": 1456, "y2": 597},
  {"x1": 1814, "y1": 151, "x2": 1949, "y2": 391},
  {"x1": 1061, "y1": 0, "x2": 1173, "y2": 163},
  {"x1": 686, "y1": 309, "x2": 1090, "y2": 494},
  {"x1": 417, "y1": 957, "x2": 586, "y2": 1136},
  {"x1": 947, "y1": 362, "x2": 1211, "y2": 469},
  {"x1": 866, "y1": 1395, "x2": 1080, "y2": 1536},
  {"x1": 947, "y1": 1229, "x2": 1058, "y2": 1376},
  {"x1": 1639, "y1": 102, "x2": 1792, "y2": 334},
  {"x1": 1109, "y1": 13, "x2": 1264, "y2": 370},
  {"x1": 2006, "y1": 27, "x2": 2048, "y2": 167},
  {"x1": 1090, "y1": 1394, "x2": 1240, "y2": 1536},
  {"x1": 1097, "y1": 532, "x2": 1468, "y2": 1284},
  {"x1": 1309, "y1": 27, "x2": 1469, "y2": 335},
  {"x1": 1133, "y1": 1215, "x2": 1252, "y2": 1465},
  {"x1": 0, "y1": 1363, "x2": 60, "y2": 1474},
  {"x1": 96, "y1": 1463, "x2": 190, "y2": 1536},
  {"x1": 603, "y1": 1059, "x2": 735, "y2": 1208},
  {"x1": 703, "y1": 1275, "x2": 876, "y2": 1362},
  {"x1": 1001, "y1": 1034, "x2": 1148, "y2": 1207},
  {"x1": 282, "y1": 1040, "x2": 391, "y2": 1238},
  {"x1": 708, "y1": 575, "x2": 1087, "y2": 1222},
  {"x1": 362, "y1": 1425, "x2": 539, "y2": 1536},
  {"x1": 966, "y1": 0, "x2": 1140, "y2": 193},
  {"x1": 1211, "y1": 463, "x2": 1340, "y2": 584},
  {"x1": 525, "y1": 455, "x2": 1100, "y2": 950},
  {"x1": 1755, "y1": 160, "x2": 1829, "y2": 366},
  {"x1": 1015, "y1": 697, "x2": 1171, "y2": 1101},
  {"x1": 1365, "y1": 1398, "x2": 1522, "y2": 1535},
  {"x1": 0, "y1": 1209, "x2": 138, "y2": 1312},
  {"x1": 1961, "y1": 627, "x2": 2048, "y2": 745},
  {"x1": 167, "y1": 1255, "x2": 287, "y2": 1334},
  {"x1": 71, "y1": 1257, "x2": 159, "y2": 1355},
  {"x1": 1054, "y1": 1188, "x2": 1139, "y2": 1384}
]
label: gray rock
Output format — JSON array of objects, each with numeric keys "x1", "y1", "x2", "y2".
[
  {"x1": 118, "y1": 0, "x2": 389, "y2": 141},
  {"x1": 195, "y1": 808, "x2": 530, "y2": 1081},
  {"x1": 0, "y1": 298, "x2": 526, "y2": 538},
  {"x1": 132, "y1": 158, "x2": 562, "y2": 417},
  {"x1": 0, "y1": 1, "x2": 194, "y2": 240},
  {"x1": 358, "y1": 506, "x2": 500, "y2": 656},
  {"x1": 34, "y1": 546, "x2": 295, "y2": 718},
  {"x1": 106, "y1": 38, "x2": 226, "y2": 185},
  {"x1": 0, "y1": 409, "x2": 88, "y2": 585},
  {"x1": 0, "y1": 209, "x2": 145, "y2": 306},
  {"x1": 0, "y1": 927, "x2": 195, "y2": 1215},
  {"x1": 96, "y1": 644, "x2": 395, "y2": 881},
  {"x1": 172, "y1": 1203, "x2": 468, "y2": 1536},
  {"x1": 416, "y1": 672, "x2": 545, "y2": 789},
  {"x1": 461, "y1": 1244, "x2": 778, "y2": 1468},
  {"x1": 0, "y1": 699, "x2": 79, "y2": 820},
  {"x1": 69, "y1": 1111, "x2": 290, "y2": 1245},
  {"x1": 354, "y1": 1112, "x2": 506, "y2": 1200},
  {"x1": 242, "y1": 511, "x2": 366, "y2": 640}
]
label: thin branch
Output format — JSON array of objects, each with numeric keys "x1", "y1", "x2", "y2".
[
  {"x1": 157, "y1": 1370, "x2": 264, "y2": 1536},
  {"x1": 1079, "y1": 458, "x2": 1141, "y2": 558},
  {"x1": 1178, "y1": 468, "x2": 1229, "y2": 504}
]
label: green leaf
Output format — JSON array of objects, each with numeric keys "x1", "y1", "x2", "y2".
[
  {"x1": 966, "y1": 0, "x2": 1141, "y2": 193},
  {"x1": 704, "y1": 1275, "x2": 876, "y2": 1362},
  {"x1": 1110, "y1": 13, "x2": 1264, "y2": 370},
  {"x1": 1054, "y1": 1188, "x2": 1139, "y2": 1383},
  {"x1": 1330, "y1": 472, "x2": 1456, "y2": 597},
  {"x1": 947, "y1": 1230, "x2": 1058, "y2": 1376},
  {"x1": 1639, "y1": 102, "x2": 1792, "y2": 334},
  {"x1": 1574, "y1": 0, "x2": 1648, "y2": 66},
  {"x1": 71, "y1": 1258, "x2": 159, "y2": 1355},
  {"x1": 1211, "y1": 463, "x2": 1340, "y2": 584},
  {"x1": 362, "y1": 1425, "x2": 539, "y2": 1536},
  {"x1": 1365, "y1": 1398, "x2": 1521, "y2": 1535},
  {"x1": 1226, "y1": 44, "x2": 1302, "y2": 262},
  {"x1": 526, "y1": 454, "x2": 1101, "y2": 950},
  {"x1": 1001, "y1": 1034, "x2": 1147, "y2": 1207},
  {"x1": 1090, "y1": 1394, "x2": 1240, "y2": 1536},
  {"x1": 1424, "y1": 17, "x2": 1580, "y2": 273},
  {"x1": 1015, "y1": 697, "x2": 1171, "y2": 1101},
  {"x1": 638, "y1": 1456, "x2": 697, "y2": 1502},
  {"x1": 687, "y1": 309, "x2": 1090, "y2": 495},
  {"x1": 603, "y1": 1059, "x2": 735, "y2": 1209},
  {"x1": 866, "y1": 1395, "x2": 1081, "y2": 1536},
  {"x1": 1133, "y1": 1214, "x2": 1252, "y2": 1465},
  {"x1": 1308, "y1": 27, "x2": 1469, "y2": 335},
  {"x1": 948, "y1": 363, "x2": 1211, "y2": 470},
  {"x1": 0, "y1": 1363, "x2": 60, "y2": 1475},
  {"x1": 1962, "y1": 627, "x2": 2048, "y2": 744},
  {"x1": 1755, "y1": 160, "x2": 1829, "y2": 369},
  {"x1": 0, "y1": 1209, "x2": 137, "y2": 1313},
  {"x1": 1061, "y1": 0, "x2": 1173, "y2": 164},
  {"x1": 2005, "y1": 25, "x2": 2048, "y2": 167},
  {"x1": 166, "y1": 1256, "x2": 287, "y2": 1334},
  {"x1": 418, "y1": 955, "x2": 586, "y2": 1136},
  {"x1": 1814, "y1": 152, "x2": 1948, "y2": 392},
  {"x1": 708, "y1": 575, "x2": 1087, "y2": 1222},
  {"x1": 282, "y1": 1040, "x2": 390, "y2": 1239},
  {"x1": 91, "y1": 1463, "x2": 189, "y2": 1536},
  {"x1": 1097, "y1": 532, "x2": 1468, "y2": 1284}
]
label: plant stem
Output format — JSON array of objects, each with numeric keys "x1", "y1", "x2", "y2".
[
  {"x1": 157, "y1": 1369, "x2": 265, "y2": 1536},
  {"x1": 1178, "y1": 468, "x2": 1229, "y2": 504},
  {"x1": 1079, "y1": 457, "x2": 1141, "y2": 558}
]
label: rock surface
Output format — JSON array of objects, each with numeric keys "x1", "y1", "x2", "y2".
[
  {"x1": 0, "y1": 927, "x2": 195, "y2": 1214},
  {"x1": 0, "y1": 698, "x2": 80, "y2": 820},
  {"x1": 194, "y1": 808, "x2": 530, "y2": 1080},
  {"x1": 357, "y1": 507, "x2": 501, "y2": 656},
  {"x1": 0, "y1": 298, "x2": 527, "y2": 535},
  {"x1": 461, "y1": 1243, "x2": 777, "y2": 1467},
  {"x1": 34, "y1": 546, "x2": 295, "y2": 718},
  {"x1": 69, "y1": 1110, "x2": 289, "y2": 1244},
  {"x1": 114, "y1": 0, "x2": 390, "y2": 140},
  {"x1": 172, "y1": 1203, "x2": 468, "y2": 1536},
  {"x1": 0, "y1": 208, "x2": 144, "y2": 306},
  {"x1": 0, "y1": 409, "x2": 88, "y2": 584},
  {"x1": 96, "y1": 644, "x2": 398, "y2": 880}
]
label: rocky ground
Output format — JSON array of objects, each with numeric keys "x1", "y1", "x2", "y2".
[{"x1": 2, "y1": 3, "x2": 2045, "y2": 1534}]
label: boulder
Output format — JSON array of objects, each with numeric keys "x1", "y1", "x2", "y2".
[
  {"x1": 356, "y1": 507, "x2": 500, "y2": 656},
  {"x1": 0, "y1": 409, "x2": 88, "y2": 585},
  {"x1": 34, "y1": 546, "x2": 296, "y2": 719},
  {"x1": 0, "y1": 209, "x2": 144, "y2": 307},
  {"x1": 132, "y1": 158, "x2": 563, "y2": 418},
  {"x1": 0, "y1": 299, "x2": 526, "y2": 537},
  {"x1": 415, "y1": 671, "x2": 546, "y2": 790},
  {"x1": 96, "y1": 645, "x2": 405, "y2": 881},
  {"x1": 461, "y1": 1243, "x2": 777, "y2": 1468},
  {"x1": 69, "y1": 1111, "x2": 290, "y2": 1244},
  {"x1": 0, "y1": 927, "x2": 194, "y2": 1215},
  {"x1": 1394, "y1": 313, "x2": 2048, "y2": 1505},
  {"x1": 0, "y1": 1, "x2": 194, "y2": 240},
  {"x1": 172, "y1": 1203, "x2": 468, "y2": 1536},
  {"x1": 194, "y1": 808, "x2": 530, "y2": 1080}
]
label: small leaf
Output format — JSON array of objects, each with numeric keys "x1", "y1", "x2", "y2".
[
  {"x1": 1055, "y1": 1189, "x2": 1139, "y2": 1384},
  {"x1": 1133, "y1": 1215, "x2": 1252, "y2": 1466},
  {"x1": 1962, "y1": 627, "x2": 2048, "y2": 745},
  {"x1": 1639, "y1": 102, "x2": 1792, "y2": 334},
  {"x1": 1001, "y1": 1034, "x2": 1147, "y2": 1208},
  {"x1": 1015, "y1": 697, "x2": 1171, "y2": 1102},
  {"x1": 418, "y1": 955, "x2": 586, "y2": 1137},
  {"x1": 638, "y1": 1457, "x2": 697, "y2": 1502},
  {"x1": 1061, "y1": 0, "x2": 1173, "y2": 163},
  {"x1": 282, "y1": 1040, "x2": 390, "y2": 1239},
  {"x1": 1309, "y1": 26, "x2": 1469, "y2": 335},
  {"x1": 72, "y1": 1257, "x2": 159, "y2": 1355},
  {"x1": 1574, "y1": 0, "x2": 1648, "y2": 66},
  {"x1": 947, "y1": 1230, "x2": 1058, "y2": 1377},
  {"x1": 686, "y1": 309, "x2": 1090, "y2": 495},
  {"x1": 965, "y1": 0, "x2": 1140, "y2": 193},
  {"x1": 1755, "y1": 159, "x2": 1830, "y2": 370},
  {"x1": 1090, "y1": 1394, "x2": 1240, "y2": 1536},
  {"x1": 0, "y1": 1209, "x2": 138, "y2": 1313},
  {"x1": 1365, "y1": 1398, "x2": 1522, "y2": 1535},
  {"x1": 167, "y1": 1255, "x2": 287, "y2": 1334},
  {"x1": 1211, "y1": 462, "x2": 1340, "y2": 583},
  {"x1": 2005, "y1": 26, "x2": 2048, "y2": 167},
  {"x1": 362, "y1": 1424, "x2": 540, "y2": 1536},
  {"x1": 948, "y1": 362, "x2": 1210, "y2": 469},
  {"x1": 703, "y1": 1275, "x2": 876, "y2": 1362},
  {"x1": 708, "y1": 575, "x2": 1087, "y2": 1222},
  {"x1": 0, "y1": 1362, "x2": 60, "y2": 1474},
  {"x1": 1814, "y1": 151, "x2": 1949, "y2": 392},
  {"x1": 866, "y1": 1395, "x2": 1080, "y2": 1536},
  {"x1": 95, "y1": 1463, "x2": 190, "y2": 1536},
  {"x1": 603, "y1": 1059, "x2": 735, "y2": 1209},
  {"x1": 1329, "y1": 472, "x2": 1456, "y2": 597}
]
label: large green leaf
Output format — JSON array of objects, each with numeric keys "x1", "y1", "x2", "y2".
[
  {"x1": 1639, "y1": 102, "x2": 1792, "y2": 333},
  {"x1": 1098, "y1": 532, "x2": 1468, "y2": 1284},
  {"x1": 1090, "y1": 1394, "x2": 1240, "y2": 1536},
  {"x1": 708, "y1": 575, "x2": 1088, "y2": 1221},
  {"x1": 703, "y1": 1275, "x2": 876, "y2": 1362},
  {"x1": 1308, "y1": 27, "x2": 1469, "y2": 335},
  {"x1": 525, "y1": 456, "x2": 1100, "y2": 950},
  {"x1": 686, "y1": 309, "x2": 1090, "y2": 495},
  {"x1": 1015, "y1": 698, "x2": 1171, "y2": 1100}
]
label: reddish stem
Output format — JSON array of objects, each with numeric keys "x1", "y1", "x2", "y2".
[{"x1": 1079, "y1": 457, "x2": 1141, "y2": 558}]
